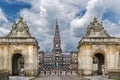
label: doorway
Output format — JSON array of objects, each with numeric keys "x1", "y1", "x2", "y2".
[
  {"x1": 93, "y1": 53, "x2": 105, "y2": 75},
  {"x1": 12, "y1": 53, "x2": 24, "y2": 75}
]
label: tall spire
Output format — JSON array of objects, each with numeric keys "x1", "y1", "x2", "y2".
[
  {"x1": 52, "y1": 20, "x2": 62, "y2": 53},
  {"x1": 55, "y1": 19, "x2": 59, "y2": 31}
]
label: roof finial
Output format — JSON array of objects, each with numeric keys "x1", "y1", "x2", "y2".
[
  {"x1": 93, "y1": 17, "x2": 98, "y2": 23},
  {"x1": 56, "y1": 19, "x2": 58, "y2": 26},
  {"x1": 56, "y1": 19, "x2": 59, "y2": 30},
  {"x1": 19, "y1": 17, "x2": 23, "y2": 22}
]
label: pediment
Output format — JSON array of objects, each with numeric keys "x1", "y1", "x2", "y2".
[
  {"x1": 86, "y1": 18, "x2": 110, "y2": 37},
  {"x1": 7, "y1": 17, "x2": 31, "y2": 37}
]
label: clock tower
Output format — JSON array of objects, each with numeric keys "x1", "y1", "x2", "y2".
[
  {"x1": 52, "y1": 20, "x2": 62, "y2": 69},
  {"x1": 52, "y1": 20, "x2": 62, "y2": 53}
]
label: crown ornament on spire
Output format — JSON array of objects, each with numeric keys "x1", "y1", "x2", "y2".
[
  {"x1": 93, "y1": 17, "x2": 98, "y2": 23},
  {"x1": 19, "y1": 17, "x2": 23, "y2": 22}
]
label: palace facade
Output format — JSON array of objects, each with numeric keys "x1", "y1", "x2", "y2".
[{"x1": 38, "y1": 21, "x2": 78, "y2": 72}]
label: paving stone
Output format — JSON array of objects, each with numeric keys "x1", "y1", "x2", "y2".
[
  {"x1": 9, "y1": 76, "x2": 34, "y2": 80},
  {"x1": 32, "y1": 75, "x2": 79, "y2": 80},
  {"x1": 9, "y1": 75, "x2": 113, "y2": 80}
]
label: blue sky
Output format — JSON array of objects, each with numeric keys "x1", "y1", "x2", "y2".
[
  {"x1": 0, "y1": 0, "x2": 120, "y2": 52},
  {"x1": 0, "y1": 0, "x2": 31, "y2": 21}
]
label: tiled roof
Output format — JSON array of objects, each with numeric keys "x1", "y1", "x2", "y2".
[
  {"x1": 43, "y1": 52, "x2": 71, "y2": 57},
  {"x1": 62, "y1": 53, "x2": 71, "y2": 57},
  {"x1": 44, "y1": 53, "x2": 53, "y2": 57}
]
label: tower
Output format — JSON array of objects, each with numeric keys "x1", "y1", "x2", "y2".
[
  {"x1": 52, "y1": 20, "x2": 62, "y2": 53},
  {"x1": 52, "y1": 20, "x2": 62, "y2": 69}
]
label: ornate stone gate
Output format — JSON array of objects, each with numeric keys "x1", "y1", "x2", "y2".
[
  {"x1": 0, "y1": 17, "x2": 39, "y2": 76},
  {"x1": 77, "y1": 18, "x2": 120, "y2": 76}
]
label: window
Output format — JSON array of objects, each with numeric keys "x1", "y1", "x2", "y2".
[
  {"x1": 56, "y1": 44, "x2": 58, "y2": 47},
  {"x1": 44, "y1": 58, "x2": 46, "y2": 61},
  {"x1": 75, "y1": 60, "x2": 77, "y2": 63},
  {"x1": 56, "y1": 33, "x2": 58, "y2": 35}
]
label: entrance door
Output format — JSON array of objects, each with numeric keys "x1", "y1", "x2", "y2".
[
  {"x1": 93, "y1": 53, "x2": 104, "y2": 75},
  {"x1": 12, "y1": 53, "x2": 24, "y2": 75}
]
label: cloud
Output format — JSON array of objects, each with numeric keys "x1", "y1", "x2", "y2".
[
  {"x1": 103, "y1": 19, "x2": 120, "y2": 37},
  {"x1": 0, "y1": 8, "x2": 8, "y2": 23},
  {"x1": 0, "y1": 8, "x2": 11, "y2": 36},
  {"x1": 18, "y1": 0, "x2": 88, "y2": 51},
  {"x1": 70, "y1": 0, "x2": 120, "y2": 37},
  {"x1": 18, "y1": 0, "x2": 120, "y2": 51},
  {"x1": 1, "y1": 0, "x2": 120, "y2": 51},
  {"x1": 70, "y1": 0, "x2": 106, "y2": 37}
]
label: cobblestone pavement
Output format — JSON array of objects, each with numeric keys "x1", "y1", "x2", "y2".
[
  {"x1": 32, "y1": 75, "x2": 113, "y2": 80},
  {"x1": 31, "y1": 75, "x2": 79, "y2": 80},
  {"x1": 9, "y1": 75, "x2": 113, "y2": 80},
  {"x1": 9, "y1": 76, "x2": 34, "y2": 80},
  {"x1": 83, "y1": 76, "x2": 113, "y2": 80}
]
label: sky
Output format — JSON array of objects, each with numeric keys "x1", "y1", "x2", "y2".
[{"x1": 0, "y1": 0, "x2": 120, "y2": 52}]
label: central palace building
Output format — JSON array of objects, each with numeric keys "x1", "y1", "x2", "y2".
[{"x1": 38, "y1": 21, "x2": 78, "y2": 72}]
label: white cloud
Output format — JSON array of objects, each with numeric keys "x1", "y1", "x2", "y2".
[
  {"x1": 0, "y1": 8, "x2": 8, "y2": 23},
  {"x1": 70, "y1": 0, "x2": 120, "y2": 37},
  {"x1": 0, "y1": 8, "x2": 11, "y2": 36},
  {"x1": 70, "y1": 0, "x2": 106, "y2": 37},
  {"x1": 14, "y1": 0, "x2": 120, "y2": 51},
  {"x1": 18, "y1": 0, "x2": 88, "y2": 51},
  {"x1": 103, "y1": 19, "x2": 120, "y2": 37},
  {"x1": 0, "y1": 0, "x2": 120, "y2": 52}
]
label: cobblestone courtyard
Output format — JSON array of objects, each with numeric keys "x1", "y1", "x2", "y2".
[
  {"x1": 9, "y1": 75, "x2": 78, "y2": 80},
  {"x1": 9, "y1": 75, "x2": 113, "y2": 80}
]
